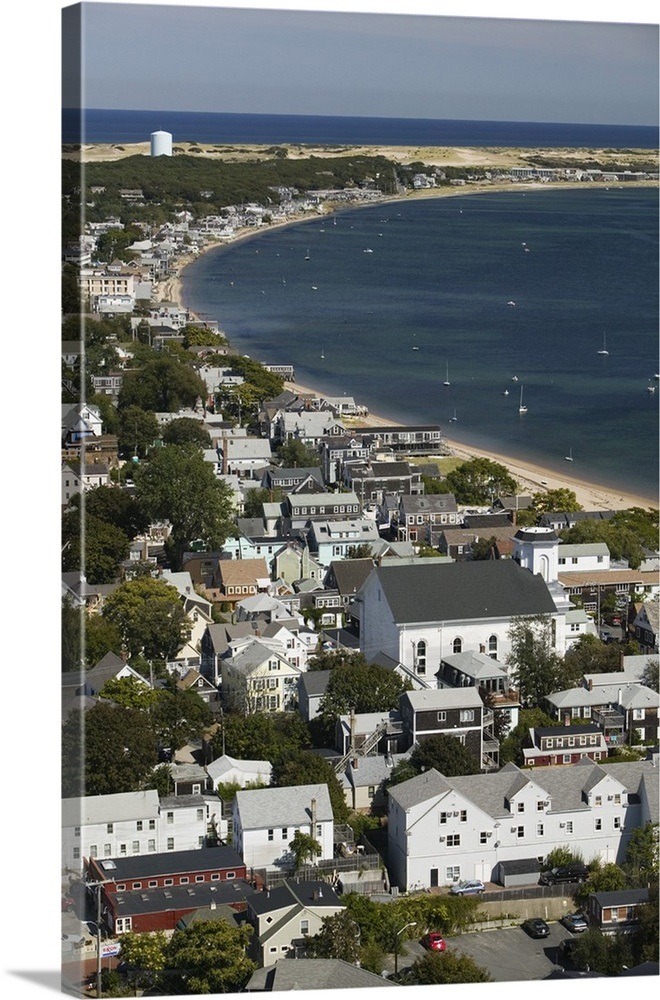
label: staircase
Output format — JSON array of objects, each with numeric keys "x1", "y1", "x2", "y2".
[{"x1": 333, "y1": 720, "x2": 389, "y2": 774}]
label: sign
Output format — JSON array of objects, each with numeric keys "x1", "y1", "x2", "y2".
[{"x1": 101, "y1": 942, "x2": 121, "y2": 958}]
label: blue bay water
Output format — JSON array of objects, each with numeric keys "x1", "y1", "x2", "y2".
[
  {"x1": 181, "y1": 187, "x2": 659, "y2": 502},
  {"x1": 63, "y1": 108, "x2": 659, "y2": 150}
]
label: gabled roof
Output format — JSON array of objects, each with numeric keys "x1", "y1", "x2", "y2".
[
  {"x1": 402, "y1": 687, "x2": 484, "y2": 712},
  {"x1": 216, "y1": 558, "x2": 269, "y2": 584},
  {"x1": 63, "y1": 790, "x2": 159, "y2": 827},
  {"x1": 328, "y1": 559, "x2": 375, "y2": 595},
  {"x1": 235, "y1": 783, "x2": 333, "y2": 829},
  {"x1": 365, "y1": 560, "x2": 557, "y2": 624},
  {"x1": 246, "y1": 958, "x2": 395, "y2": 991}
]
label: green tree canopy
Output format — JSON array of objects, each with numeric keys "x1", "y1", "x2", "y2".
[
  {"x1": 74, "y1": 484, "x2": 150, "y2": 539},
  {"x1": 134, "y1": 444, "x2": 236, "y2": 567},
  {"x1": 62, "y1": 507, "x2": 131, "y2": 584},
  {"x1": 307, "y1": 909, "x2": 361, "y2": 963},
  {"x1": 62, "y1": 703, "x2": 158, "y2": 797},
  {"x1": 83, "y1": 613, "x2": 124, "y2": 667},
  {"x1": 563, "y1": 633, "x2": 623, "y2": 676},
  {"x1": 404, "y1": 949, "x2": 492, "y2": 985},
  {"x1": 118, "y1": 355, "x2": 208, "y2": 413},
  {"x1": 242, "y1": 486, "x2": 284, "y2": 519},
  {"x1": 181, "y1": 324, "x2": 227, "y2": 349},
  {"x1": 162, "y1": 416, "x2": 212, "y2": 448},
  {"x1": 641, "y1": 657, "x2": 659, "y2": 692},
  {"x1": 100, "y1": 674, "x2": 160, "y2": 711},
  {"x1": 408, "y1": 733, "x2": 481, "y2": 778},
  {"x1": 152, "y1": 683, "x2": 214, "y2": 750},
  {"x1": 529, "y1": 488, "x2": 583, "y2": 515},
  {"x1": 319, "y1": 661, "x2": 411, "y2": 720},
  {"x1": 163, "y1": 919, "x2": 256, "y2": 995},
  {"x1": 559, "y1": 507, "x2": 658, "y2": 570},
  {"x1": 214, "y1": 711, "x2": 311, "y2": 761},
  {"x1": 276, "y1": 438, "x2": 321, "y2": 468},
  {"x1": 225, "y1": 355, "x2": 284, "y2": 398},
  {"x1": 506, "y1": 614, "x2": 580, "y2": 707},
  {"x1": 117, "y1": 405, "x2": 160, "y2": 459},
  {"x1": 102, "y1": 577, "x2": 192, "y2": 660},
  {"x1": 444, "y1": 457, "x2": 518, "y2": 505},
  {"x1": 116, "y1": 930, "x2": 168, "y2": 992},
  {"x1": 289, "y1": 830, "x2": 323, "y2": 870},
  {"x1": 622, "y1": 822, "x2": 659, "y2": 885}
]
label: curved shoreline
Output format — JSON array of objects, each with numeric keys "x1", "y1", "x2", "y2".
[{"x1": 162, "y1": 184, "x2": 659, "y2": 513}]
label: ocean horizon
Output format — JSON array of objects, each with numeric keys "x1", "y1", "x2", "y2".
[{"x1": 62, "y1": 108, "x2": 660, "y2": 149}]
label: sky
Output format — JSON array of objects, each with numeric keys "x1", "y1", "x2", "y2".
[{"x1": 64, "y1": 0, "x2": 660, "y2": 126}]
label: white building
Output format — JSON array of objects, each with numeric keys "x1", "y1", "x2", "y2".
[
  {"x1": 387, "y1": 756, "x2": 658, "y2": 892},
  {"x1": 232, "y1": 784, "x2": 334, "y2": 872},
  {"x1": 62, "y1": 791, "x2": 210, "y2": 873}
]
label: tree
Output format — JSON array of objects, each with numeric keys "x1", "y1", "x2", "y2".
[
  {"x1": 529, "y1": 488, "x2": 582, "y2": 515},
  {"x1": 307, "y1": 910, "x2": 361, "y2": 962},
  {"x1": 568, "y1": 927, "x2": 632, "y2": 975},
  {"x1": 346, "y1": 544, "x2": 374, "y2": 559},
  {"x1": 118, "y1": 356, "x2": 208, "y2": 413},
  {"x1": 163, "y1": 919, "x2": 255, "y2": 995},
  {"x1": 470, "y1": 536, "x2": 498, "y2": 560},
  {"x1": 117, "y1": 405, "x2": 160, "y2": 460},
  {"x1": 630, "y1": 877, "x2": 659, "y2": 963},
  {"x1": 134, "y1": 445, "x2": 235, "y2": 567},
  {"x1": 100, "y1": 675, "x2": 160, "y2": 711},
  {"x1": 622, "y1": 822, "x2": 659, "y2": 885},
  {"x1": 162, "y1": 416, "x2": 212, "y2": 449},
  {"x1": 506, "y1": 614, "x2": 578, "y2": 707},
  {"x1": 574, "y1": 862, "x2": 627, "y2": 909},
  {"x1": 116, "y1": 930, "x2": 167, "y2": 992},
  {"x1": 444, "y1": 457, "x2": 518, "y2": 505},
  {"x1": 83, "y1": 613, "x2": 124, "y2": 666},
  {"x1": 641, "y1": 657, "x2": 659, "y2": 692},
  {"x1": 563, "y1": 634, "x2": 622, "y2": 676},
  {"x1": 271, "y1": 749, "x2": 349, "y2": 823},
  {"x1": 78, "y1": 484, "x2": 150, "y2": 539},
  {"x1": 62, "y1": 703, "x2": 158, "y2": 797},
  {"x1": 102, "y1": 577, "x2": 192, "y2": 660},
  {"x1": 214, "y1": 711, "x2": 311, "y2": 761},
  {"x1": 181, "y1": 324, "x2": 227, "y2": 349},
  {"x1": 276, "y1": 438, "x2": 321, "y2": 468},
  {"x1": 62, "y1": 596, "x2": 83, "y2": 671},
  {"x1": 408, "y1": 734, "x2": 481, "y2": 777},
  {"x1": 405, "y1": 949, "x2": 492, "y2": 985},
  {"x1": 319, "y1": 661, "x2": 410, "y2": 720},
  {"x1": 62, "y1": 508, "x2": 131, "y2": 584},
  {"x1": 242, "y1": 486, "x2": 283, "y2": 519},
  {"x1": 559, "y1": 509, "x2": 658, "y2": 570},
  {"x1": 307, "y1": 650, "x2": 369, "y2": 672},
  {"x1": 152, "y1": 684, "x2": 213, "y2": 750},
  {"x1": 289, "y1": 830, "x2": 323, "y2": 869}
]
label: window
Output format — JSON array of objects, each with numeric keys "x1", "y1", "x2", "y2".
[
  {"x1": 300, "y1": 920, "x2": 310, "y2": 936},
  {"x1": 131, "y1": 882, "x2": 142, "y2": 890},
  {"x1": 437, "y1": 711, "x2": 446, "y2": 722},
  {"x1": 610, "y1": 908, "x2": 619, "y2": 921},
  {"x1": 594, "y1": 818, "x2": 602, "y2": 831},
  {"x1": 480, "y1": 831, "x2": 488, "y2": 844},
  {"x1": 268, "y1": 829, "x2": 274, "y2": 841},
  {"x1": 565, "y1": 821, "x2": 573, "y2": 834},
  {"x1": 446, "y1": 866, "x2": 461, "y2": 881},
  {"x1": 316, "y1": 824, "x2": 322, "y2": 837},
  {"x1": 197, "y1": 809, "x2": 204, "y2": 822},
  {"x1": 537, "y1": 824, "x2": 544, "y2": 836},
  {"x1": 119, "y1": 844, "x2": 127, "y2": 856},
  {"x1": 488, "y1": 634, "x2": 498, "y2": 655},
  {"x1": 613, "y1": 794, "x2": 621, "y2": 804},
  {"x1": 132, "y1": 841, "x2": 140, "y2": 854},
  {"x1": 452, "y1": 638, "x2": 463, "y2": 654},
  {"x1": 368, "y1": 785, "x2": 376, "y2": 797},
  {"x1": 115, "y1": 918, "x2": 132, "y2": 934},
  {"x1": 148, "y1": 880, "x2": 157, "y2": 888},
  {"x1": 595, "y1": 795, "x2": 602, "y2": 806},
  {"x1": 563, "y1": 754, "x2": 572, "y2": 763},
  {"x1": 90, "y1": 845, "x2": 98, "y2": 858},
  {"x1": 516, "y1": 826, "x2": 524, "y2": 838},
  {"x1": 148, "y1": 839, "x2": 156, "y2": 852},
  {"x1": 136, "y1": 821, "x2": 143, "y2": 832},
  {"x1": 226, "y1": 871, "x2": 236, "y2": 880},
  {"x1": 415, "y1": 640, "x2": 427, "y2": 675},
  {"x1": 74, "y1": 827, "x2": 80, "y2": 838},
  {"x1": 180, "y1": 877, "x2": 189, "y2": 885},
  {"x1": 446, "y1": 834, "x2": 461, "y2": 847},
  {"x1": 107, "y1": 824, "x2": 114, "y2": 834},
  {"x1": 282, "y1": 828, "x2": 288, "y2": 840},
  {"x1": 537, "y1": 800, "x2": 546, "y2": 811},
  {"x1": 517, "y1": 802, "x2": 525, "y2": 813},
  {"x1": 459, "y1": 709, "x2": 474, "y2": 723},
  {"x1": 460, "y1": 810, "x2": 467, "y2": 823},
  {"x1": 439, "y1": 812, "x2": 448, "y2": 824},
  {"x1": 167, "y1": 838, "x2": 174, "y2": 850},
  {"x1": 195, "y1": 875, "x2": 205, "y2": 883},
  {"x1": 614, "y1": 817, "x2": 621, "y2": 830},
  {"x1": 104, "y1": 844, "x2": 111, "y2": 857},
  {"x1": 73, "y1": 847, "x2": 80, "y2": 860},
  {"x1": 149, "y1": 820, "x2": 155, "y2": 831},
  {"x1": 167, "y1": 812, "x2": 174, "y2": 824}
]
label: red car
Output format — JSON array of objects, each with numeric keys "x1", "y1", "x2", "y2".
[{"x1": 422, "y1": 932, "x2": 446, "y2": 952}]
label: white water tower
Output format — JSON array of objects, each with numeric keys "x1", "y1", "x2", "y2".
[{"x1": 150, "y1": 130, "x2": 172, "y2": 157}]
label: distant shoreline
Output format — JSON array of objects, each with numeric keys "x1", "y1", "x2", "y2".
[{"x1": 156, "y1": 180, "x2": 658, "y2": 513}]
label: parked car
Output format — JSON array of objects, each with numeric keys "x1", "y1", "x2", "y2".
[
  {"x1": 561, "y1": 912, "x2": 588, "y2": 933},
  {"x1": 522, "y1": 918, "x2": 550, "y2": 939},
  {"x1": 539, "y1": 863, "x2": 589, "y2": 886},
  {"x1": 449, "y1": 879, "x2": 486, "y2": 895},
  {"x1": 421, "y1": 932, "x2": 447, "y2": 952}
]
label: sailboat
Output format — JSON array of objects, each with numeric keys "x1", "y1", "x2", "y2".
[
  {"x1": 320, "y1": 348, "x2": 325, "y2": 360},
  {"x1": 565, "y1": 448, "x2": 574, "y2": 462},
  {"x1": 449, "y1": 409, "x2": 457, "y2": 422},
  {"x1": 443, "y1": 362, "x2": 451, "y2": 387},
  {"x1": 518, "y1": 386, "x2": 527, "y2": 413},
  {"x1": 304, "y1": 249, "x2": 311, "y2": 260},
  {"x1": 598, "y1": 333, "x2": 609, "y2": 355}
]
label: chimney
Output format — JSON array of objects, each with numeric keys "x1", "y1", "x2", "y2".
[
  {"x1": 479, "y1": 644, "x2": 486, "y2": 654},
  {"x1": 588, "y1": 677, "x2": 593, "y2": 691}
]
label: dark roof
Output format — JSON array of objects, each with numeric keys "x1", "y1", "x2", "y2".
[
  {"x1": 299, "y1": 670, "x2": 332, "y2": 697},
  {"x1": 248, "y1": 880, "x2": 342, "y2": 916},
  {"x1": 538, "y1": 510, "x2": 617, "y2": 527},
  {"x1": 592, "y1": 888, "x2": 649, "y2": 906},
  {"x1": 535, "y1": 724, "x2": 602, "y2": 737},
  {"x1": 370, "y1": 560, "x2": 557, "y2": 623},
  {"x1": 96, "y1": 845, "x2": 244, "y2": 880},
  {"x1": 497, "y1": 857, "x2": 542, "y2": 874},
  {"x1": 329, "y1": 558, "x2": 375, "y2": 595},
  {"x1": 246, "y1": 958, "x2": 396, "y2": 991},
  {"x1": 464, "y1": 514, "x2": 513, "y2": 528},
  {"x1": 110, "y1": 878, "x2": 257, "y2": 917}
]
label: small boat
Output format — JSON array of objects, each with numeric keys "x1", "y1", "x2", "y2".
[
  {"x1": 507, "y1": 300, "x2": 516, "y2": 307},
  {"x1": 449, "y1": 409, "x2": 458, "y2": 422},
  {"x1": 565, "y1": 448, "x2": 574, "y2": 462},
  {"x1": 412, "y1": 346, "x2": 419, "y2": 351},
  {"x1": 518, "y1": 386, "x2": 527, "y2": 413},
  {"x1": 511, "y1": 375, "x2": 519, "y2": 382},
  {"x1": 443, "y1": 362, "x2": 451, "y2": 387},
  {"x1": 320, "y1": 349, "x2": 325, "y2": 360},
  {"x1": 304, "y1": 250, "x2": 311, "y2": 260},
  {"x1": 363, "y1": 248, "x2": 374, "y2": 253},
  {"x1": 598, "y1": 333, "x2": 609, "y2": 356},
  {"x1": 502, "y1": 389, "x2": 510, "y2": 396},
  {"x1": 647, "y1": 385, "x2": 656, "y2": 394}
]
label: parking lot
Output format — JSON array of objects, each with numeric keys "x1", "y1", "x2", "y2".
[{"x1": 439, "y1": 921, "x2": 574, "y2": 982}]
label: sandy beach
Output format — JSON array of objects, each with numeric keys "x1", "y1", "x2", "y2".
[{"x1": 153, "y1": 182, "x2": 658, "y2": 515}]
